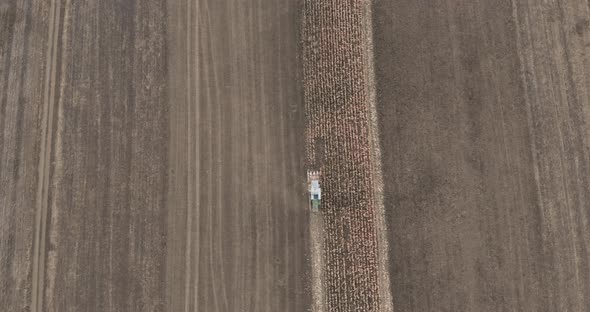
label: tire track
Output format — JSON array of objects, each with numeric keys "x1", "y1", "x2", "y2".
[
  {"x1": 183, "y1": 0, "x2": 193, "y2": 311},
  {"x1": 227, "y1": 3, "x2": 243, "y2": 309},
  {"x1": 226, "y1": 2, "x2": 238, "y2": 308},
  {"x1": 201, "y1": 1, "x2": 223, "y2": 310},
  {"x1": 274, "y1": 4, "x2": 291, "y2": 310},
  {"x1": 212, "y1": 3, "x2": 230, "y2": 307},
  {"x1": 238, "y1": 6, "x2": 251, "y2": 305},
  {"x1": 194, "y1": 0, "x2": 205, "y2": 310},
  {"x1": 205, "y1": 2, "x2": 230, "y2": 308},
  {"x1": 167, "y1": 0, "x2": 192, "y2": 309},
  {"x1": 255, "y1": 0, "x2": 273, "y2": 310},
  {"x1": 32, "y1": 1, "x2": 61, "y2": 311}
]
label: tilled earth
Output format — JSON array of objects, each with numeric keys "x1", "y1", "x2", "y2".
[
  {"x1": 374, "y1": 0, "x2": 590, "y2": 311},
  {"x1": 1, "y1": 0, "x2": 310, "y2": 311}
]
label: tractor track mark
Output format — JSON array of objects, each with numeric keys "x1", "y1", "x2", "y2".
[
  {"x1": 183, "y1": 0, "x2": 194, "y2": 310},
  {"x1": 32, "y1": 0, "x2": 62, "y2": 311}
]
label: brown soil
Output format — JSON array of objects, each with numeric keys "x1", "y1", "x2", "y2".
[
  {"x1": 374, "y1": 0, "x2": 590, "y2": 311},
  {"x1": 166, "y1": 0, "x2": 311, "y2": 311},
  {"x1": 1, "y1": 0, "x2": 311, "y2": 311}
]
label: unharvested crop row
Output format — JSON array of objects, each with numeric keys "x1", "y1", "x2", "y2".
[{"x1": 302, "y1": 1, "x2": 380, "y2": 311}]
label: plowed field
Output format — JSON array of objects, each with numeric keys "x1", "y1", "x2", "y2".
[{"x1": 374, "y1": 0, "x2": 590, "y2": 311}]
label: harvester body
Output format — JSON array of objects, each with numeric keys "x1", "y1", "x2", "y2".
[{"x1": 307, "y1": 170, "x2": 321, "y2": 212}]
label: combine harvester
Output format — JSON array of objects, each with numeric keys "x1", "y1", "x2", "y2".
[{"x1": 307, "y1": 170, "x2": 322, "y2": 212}]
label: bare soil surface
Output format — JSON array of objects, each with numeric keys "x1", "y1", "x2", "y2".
[
  {"x1": 1, "y1": 0, "x2": 310, "y2": 311},
  {"x1": 374, "y1": 0, "x2": 590, "y2": 311},
  {"x1": 1, "y1": 1, "x2": 54, "y2": 311},
  {"x1": 166, "y1": 0, "x2": 311, "y2": 311}
]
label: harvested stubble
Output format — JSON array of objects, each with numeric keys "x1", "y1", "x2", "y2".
[{"x1": 302, "y1": 1, "x2": 380, "y2": 311}]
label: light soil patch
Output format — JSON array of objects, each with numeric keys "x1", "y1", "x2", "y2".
[
  {"x1": 309, "y1": 213, "x2": 326, "y2": 312},
  {"x1": 360, "y1": 1, "x2": 394, "y2": 311}
]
